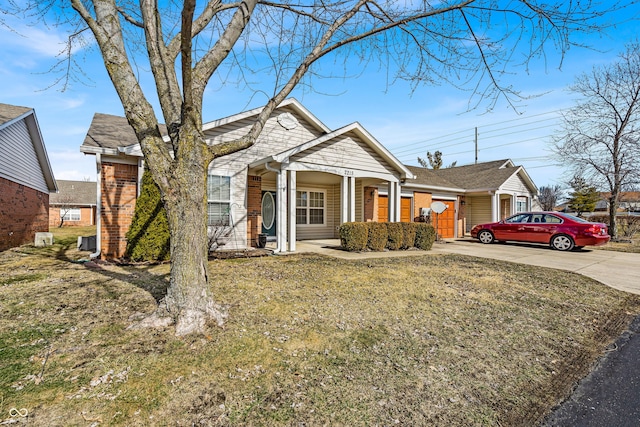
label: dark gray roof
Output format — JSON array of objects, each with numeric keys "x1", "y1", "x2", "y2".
[
  {"x1": 81, "y1": 112, "x2": 168, "y2": 151},
  {"x1": 0, "y1": 103, "x2": 31, "y2": 125},
  {"x1": 406, "y1": 159, "x2": 522, "y2": 190},
  {"x1": 405, "y1": 165, "x2": 460, "y2": 189},
  {"x1": 50, "y1": 180, "x2": 96, "y2": 206}
]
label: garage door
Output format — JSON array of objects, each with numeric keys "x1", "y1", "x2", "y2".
[
  {"x1": 378, "y1": 196, "x2": 412, "y2": 222},
  {"x1": 432, "y1": 199, "x2": 455, "y2": 238}
]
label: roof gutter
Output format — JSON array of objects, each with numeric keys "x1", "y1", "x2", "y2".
[{"x1": 89, "y1": 153, "x2": 102, "y2": 259}]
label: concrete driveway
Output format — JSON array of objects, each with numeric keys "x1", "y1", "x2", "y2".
[
  {"x1": 294, "y1": 239, "x2": 640, "y2": 295},
  {"x1": 431, "y1": 239, "x2": 640, "y2": 295}
]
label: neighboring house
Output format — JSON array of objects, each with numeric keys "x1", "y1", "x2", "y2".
[
  {"x1": 80, "y1": 99, "x2": 538, "y2": 258},
  {"x1": 49, "y1": 180, "x2": 97, "y2": 227},
  {"x1": 0, "y1": 103, "x2": 57, "y2": 251},
  {"x1": 377, "y1": 160, "x2": 538, "y2": 238},
  {"x1": 595, "y1": 192, "x2": 640, "y2": 213}
]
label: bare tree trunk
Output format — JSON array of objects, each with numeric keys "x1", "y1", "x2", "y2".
[
  {"x1": 158, "y1": 124, "x2": 227, "y2": 335},
  {"x1": 609, "y1": 192, "x2": 619, "y2": 240}
]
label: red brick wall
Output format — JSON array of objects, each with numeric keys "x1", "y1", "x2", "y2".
[
  {"x1": 49, "y1": 206, "x2": 96, "y2": 228},
  {"x1": 363, "y1": 186, "x2": 378, "y2": 222},
  {"x1": 0, "y1": 176, "x2": 49, "y2": 251},
  {"x1": 100, "y1": 162, "x2": 138, "y2": 259},
  {"x1": 247, "y1": 175, "x2": 262, "y2": 247},
  {"x1": 413, "y1": 192, "x2": 432, "y2": 222}
]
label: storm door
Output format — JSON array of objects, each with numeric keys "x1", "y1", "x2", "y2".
[{"x1": 261, "y1": 191, "x2": 277, "y2": 237}]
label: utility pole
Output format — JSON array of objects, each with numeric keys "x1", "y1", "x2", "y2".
[{"x1": 475, "y1": 127, "x2": 478, "y2": 164}]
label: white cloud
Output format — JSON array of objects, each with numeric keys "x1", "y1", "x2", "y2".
[{"x1": 0, "y1": 24, "x2": 68, "y2": 59}]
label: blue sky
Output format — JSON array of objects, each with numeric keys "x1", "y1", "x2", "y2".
[{"x1": 1, "y1": 4, "x2": 638, "y2": 190}]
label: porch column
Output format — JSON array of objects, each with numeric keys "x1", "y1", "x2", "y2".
[
  {"x1": 341, "y1": 176, "x2": 349, "y2": 223},
  {"x1": 388, "y1": 181, "x2": 401, "y2": 222},
  {"x1": 393, "y1": 182, "x2": 401, "y2": 222},
  {"x1": 387, "y1": 181, "x2": 395, "y2": 222},
  {"x1": 511, "y1": 193, "x2": 517, "y2": 215},
  {"x1": 287, "y1": 170, "x2": 297, "y2": 252},
  {"x1": 491, "y1": 192, "x2": 500, "y2": 222},
  {"x1": 276, "y1": 169, "x2": 288, "y2": 252},
  {"x1": 349, "y1": 176, "x2": 356, "y2": 222}
]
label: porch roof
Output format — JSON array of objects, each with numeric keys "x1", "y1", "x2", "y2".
[{"x1": 249, "y1": 122, "x2": 414, "y2": 180}]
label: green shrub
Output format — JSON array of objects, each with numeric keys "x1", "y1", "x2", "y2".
[
  {"x1": 401, "y1": 222, "x2": 418, "y2": 249},
  {"x1": 125, "y1": 169, "x2": 171, "y2": 261},
  {"x1": 367, "y1": 222, "x2": 388, "y2": 251},
  {"x1": 339, "y1": 222, "x2": 368, "y2": 252},
  {"x1": 386, "y1": 222, "x2": 403, "y2": 250},
  {"x1": 415, "y1": 223, "x2": 436, "y2": 250}
]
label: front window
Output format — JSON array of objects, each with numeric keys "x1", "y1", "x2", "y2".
[
  {"x1": 296, "y1": 190, "x2": 325, "y2": 225},
  {"x1": 61, "y1": 208, "x2": 81, "y2": 221},
  {"x1": 516, "y1": 196, "x2": 528, "y2": 213},
  {"x1": 207, "y1": 175, "x2": 231, "y2": 226}
]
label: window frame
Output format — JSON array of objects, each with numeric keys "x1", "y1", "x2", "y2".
[
  {"x1": 207, "y1": 174, "x2": 232, "y2": 227},
  {"x1": 61, "y1": 207, "x2": 81, "y2": 222},
  {"x1": 295, "y1": 189, "x2": 326, "y2": 227},
  {"x1": 516, "y1": 196, "x2": 528, "y2": 213}
]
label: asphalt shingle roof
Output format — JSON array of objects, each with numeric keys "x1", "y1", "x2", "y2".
[
  {"x1": 0, "y1": 103, "x2": 31, "y2": 125},
  {"x1": 81, "y1": 113, "x2": 168, "y2": 150},
  {"x1": 50, "y1": 180, "x2": 97, "y2": 206},
  {"x1": 407, "y1": 159, "x2": 521, "y2": 190}
]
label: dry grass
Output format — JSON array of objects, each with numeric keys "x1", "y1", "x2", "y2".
[
  {"x1": 1, "y1": 228, "x2": 639, "y2": 426},
  {"x1": 597, "y1": 235, "x2": 640, "y2": 253}
]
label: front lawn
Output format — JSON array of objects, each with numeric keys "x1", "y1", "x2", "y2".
[{"x1": 1, "y1": 230, "x2": 639, "y2": 426}]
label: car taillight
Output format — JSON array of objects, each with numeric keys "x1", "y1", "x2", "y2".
[{"x1": 586, "y1": 225, "x2": 606, "y2": 235}]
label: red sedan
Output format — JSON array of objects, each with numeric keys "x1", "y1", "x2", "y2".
[{"x1": 470, "y1": 212, "x2": 610, "y2": 251}]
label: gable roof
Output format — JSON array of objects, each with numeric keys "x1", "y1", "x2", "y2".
[
  {"x1": 50, "y1": 180, "x2": 96, "y2": 206},
  {"x1": 405, "y1": 159, "x2": 537, "y2": 194},
  {"x1": 250, "y1": 122, "x2": 414, "y2": 179},
  {"x1": 203, "y1": 98, "x2": 331, "y2": 135},
  {"x1": 80, "y1": 113, "x2": 169, "y2": 155},
  {"x1": 0, "y1": 103, "x2": 57, "y2": 193},
  {"x1": 80, "y1": 99, "x2": 329, "y2": 156},
  {"x1": 0, "y1": 103, "x2": 31, "y2": 125}
]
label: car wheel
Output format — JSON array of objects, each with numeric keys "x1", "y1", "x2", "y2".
[
  {"x1": 551, "y1": 234, "x2": 574, "y2": 251},
  {"x1": 478, "y1": 230, "x2": 495, "y2": 244}
]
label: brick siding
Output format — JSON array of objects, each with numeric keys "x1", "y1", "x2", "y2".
[
  {"x1": 413, "y1": 192, "x2": 433, "y2": 222},
  {"x1": 0, "y1": 176, "x2": 49, "y2": 251},
  {"x1": 363, "y1": 186, "x2": 378, "y2": 222},
  {"x1": 247, "y1": 175, "x2": 262, "y2": 247},
  {"x1": 100, "y1": 162, "x2": 138, "y2": 259},
  {"x1": 49, "y1": 206, "x2": 96, "y2": 228}
]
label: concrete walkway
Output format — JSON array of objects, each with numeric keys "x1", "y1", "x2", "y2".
[{"x1": 291, "y1": 238, "x2": 640, "y2": 295}]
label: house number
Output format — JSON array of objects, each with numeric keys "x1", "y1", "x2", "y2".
[{"x1": 344, "y1": 169, "x2": 354, "y2": 176}]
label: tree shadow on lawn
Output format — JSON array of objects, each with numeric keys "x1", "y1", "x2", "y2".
[{"x1": 52, "y1": 241, "x2": 170, "y2": 304}]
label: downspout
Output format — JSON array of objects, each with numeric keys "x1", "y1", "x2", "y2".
[
  {"x1": 89, "y1": 153, "x2": 102, "y2": 259},
  {"x1": 264, "y1": 161, "x2": 281, "y2": 253}
]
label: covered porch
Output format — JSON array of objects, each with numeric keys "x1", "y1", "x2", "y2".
[{"x1": 247, "y1": 166, "x2": 405, "y2": 253}]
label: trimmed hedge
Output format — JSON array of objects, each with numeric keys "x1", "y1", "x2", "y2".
[
  {"x1": 339, "y1": 221, "x2": 436, "y2": 252},
  {"x1": 401, "y1": 222, "x2": 418, "y2": 249},
  {"x1": 386, "y1": 222, "x2": 403, "y2": 251},
  {"x1": 367, "y1": 222, "x2": 388, "y2": 251},
  {"x1": 415, "y1": 223, "x2": 436, "y2": 250},
  {"x1": 339, "y1": 222, "x2": 368, "y2": 252}
]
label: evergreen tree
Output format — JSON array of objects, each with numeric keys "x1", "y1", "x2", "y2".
[
  {"x1": 125, "y1": 169, "x2": 170, "y2": 261},
  {"x1": 567, "y1": 176, "x2": 599, "y2": 218}
]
